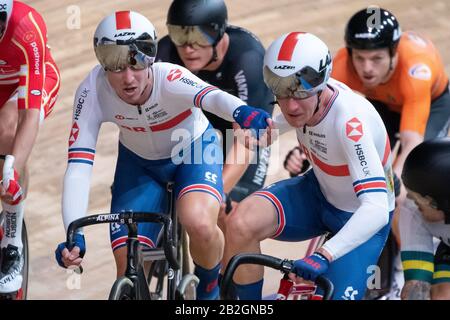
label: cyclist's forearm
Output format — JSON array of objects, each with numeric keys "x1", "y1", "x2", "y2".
[
  {"x1": 202, "y1": 90, "x2": 245, "y2": 122},
  {"x1": 11, "y1": 109, "x2": 40, "y2": 172},
  {"x1": 321, "y1": 194, "x2": 389, "y2": 261},
  {"x1": 401, "y1": 280, "x2": 431, "y2": 300},
  {"x1": 62, "y1": 165, "x2": 93, "y2": 231},
  {"x1": 223, "y1": 137, "x2": 253, "y2": 194}
]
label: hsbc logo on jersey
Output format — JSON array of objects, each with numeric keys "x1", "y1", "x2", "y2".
[
  {"x1": 346, "y1": 117, "x2": 363, "y2": 142},
  {"x1": 167, "y1": 69, "x2": 182, "y2": 82},
  {"x1": 69, "y1": 122, "x2": 79, "y2": 147}
]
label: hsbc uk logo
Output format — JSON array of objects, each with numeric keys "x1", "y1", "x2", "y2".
[
  {"x1": 167, "y1": 68, "x2": 182, "y2": 82},
  {"x1": 69, "y1": 122, "x2": 79, "y2": 147},
  {"x1": 346, "y1": 117, "x2": 363, "y2": 142}
]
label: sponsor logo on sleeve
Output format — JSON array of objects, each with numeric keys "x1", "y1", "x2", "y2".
[
  {"x1": 354, "y1": 144, "x2": 370, "y2": 176},
  {"x1": 408, "y1": 63, "x2": 432, "y2": 81},
  {"x1": 69, "y1": 122, "x2": 79, "y2": 147},
  {"x1": 346, "y1": 117, "x2": 363, "y2": 142},
  {"x1": 23, "y1": 31, "x2": 36, "y2": 43},
  {"x1": 30, "y1": 42, "x2": 41, "y2": 75},
  {"x1": 167, "y1": 68, "x2": 182, "y2": 82},
  {"x1": 74, "y1": 88, "x2": 89, "y2": 120},
  {"x1": 30, "y1": 89, "x2": 41, "y2": 96}
]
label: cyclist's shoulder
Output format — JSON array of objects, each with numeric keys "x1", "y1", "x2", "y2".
[
  {"x1": 10, "y1": 1, "x2": 46, "y2": 30},
  {"x1": 226, "y1": 25, "x2": 265, "y2": 55},
  {"x1": 156, "y1": 35, "x2": 180, "y2": 62},
  {"x1": 327, "y1": 79, "x2": 381, "y2": 127},
  {"x1": 397, "y1": 31, "x2": 441, "y2": 67},
  {"x1": 153, "y1": 61, "x2": 192, "y2": 80},
  {"x1": 75, "y1": 65, "x2": 103, "y2": 98}
]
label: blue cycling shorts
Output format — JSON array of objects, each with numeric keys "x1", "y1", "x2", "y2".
[
  {"x1": 110, "y1": 128, "x2": 223, "y2": 252},
  {"x1": 254, "y1": 170, "x2": 392, "y2": 300}
]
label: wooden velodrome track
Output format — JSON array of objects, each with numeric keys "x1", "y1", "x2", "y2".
[{"x1": 21, "y1": 0, "x2": 450, "y2": 299}]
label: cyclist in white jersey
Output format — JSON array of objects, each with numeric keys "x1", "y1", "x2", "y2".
[
  {"x1": 222, "y1": 32, "x2": 395, "y2": 300},
  {"x1": 53, "y1": 11, "x2": 272, "y2": 300},
  {"x1": 400, "y1": 138, "x2": 450, "y2": 299}
]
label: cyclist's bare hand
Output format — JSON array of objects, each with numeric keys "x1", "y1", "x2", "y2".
[
  {"x1": 55, "y1": 234, "x2": 86, "y2": 268},
  {"x1": 284, "y1": 146, "x2": 308, "y2": 176},
  {"x1": 61, "y1": 247, "x2": 83, "y2": 268},
  {"x1": 401, "y1": 280, "x2": 431, "y2": 300}
]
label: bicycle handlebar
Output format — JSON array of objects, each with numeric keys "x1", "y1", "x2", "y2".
[
  {"x1": 221, "y1": 253, "x2": 334, "y2": 300},
  {"x1": 66, "y1": 211, "x2": 179, "y2": 270}
]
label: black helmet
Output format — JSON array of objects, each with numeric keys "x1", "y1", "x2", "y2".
[
  {"x1": 167, "y1": 0, "x2": 228, "y2": 46},
  {"x1": 345, "y1": 7, "x2": 401, "y2": 53},
  {"x1": 402, "y1": 138, "x2": 450, "y2": 216}
]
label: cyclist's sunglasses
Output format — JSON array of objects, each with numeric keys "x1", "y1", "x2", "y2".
[
  {"x1": 167, "y1": 24, "x2": 217, "y2": 48},
  {"x1": 95, "y1": 35, "x2": 156, "y2": 72},
  {"x1": 264, "y1": 65, "x2": 328, "y2": 99}
]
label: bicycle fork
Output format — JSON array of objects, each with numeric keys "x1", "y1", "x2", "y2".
[{"x1": 125, "y1": 222, "x2": 151, "y2": 300}]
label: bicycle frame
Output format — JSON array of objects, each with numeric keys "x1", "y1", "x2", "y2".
[
  {"x1": 221, "y1": 253, "x2": 334, "y2": 300},
  {"x1": 66, "y1": 210, "x2": 179, "y2": 299}
]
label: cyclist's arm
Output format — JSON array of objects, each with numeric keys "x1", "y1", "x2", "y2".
[
  {"x1": 395, "y1": 62, "x2": 434, "y2": 178},
  {"x1": 223, "y1": 47, "x2": 274, "y2": 195},
  {"x1": 321, "y1": 118, "x2": 390, "y2": 261},
  {"x1": 164, "y1": 65, "x2": 247, "y2": 122},
  {"x1": 222, "y1": 122, "x2": 253, "y2": 194},
  {"x1": 62, "y1": 81, "x2": 102, "y2": 231},
  {"x1": 10, "y1": 12, "x2": 47, "y2": 171},
  {"x1": 399, "y1": 197, "x2": 435, "y2": 286}
]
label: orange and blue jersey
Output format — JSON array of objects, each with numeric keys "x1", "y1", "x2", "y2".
[{"x1": 332, "y1": 31, "x2": 448, "y2": 136}]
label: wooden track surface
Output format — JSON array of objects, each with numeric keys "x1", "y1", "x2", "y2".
[{"x1": 19, "y1": 0, "x2": 450, "y2": 299}]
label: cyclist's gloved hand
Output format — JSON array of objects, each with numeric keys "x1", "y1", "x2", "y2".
[
  {"x1": 292, "y1": 252, "x2": 329, "y2": 281},
  {"x1": 55, "y1": 233, "x2": 86, "y2": 268},
  {"x1": 233, "y1": 105, "x2": 271, "y2": 133},
  {"x1": 1, "y1": 155, "x2": 23, "y2": 205}
]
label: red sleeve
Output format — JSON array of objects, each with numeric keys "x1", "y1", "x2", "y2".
[{"x1": 11, "y1": 11, "x2": 47, "y2": 111}]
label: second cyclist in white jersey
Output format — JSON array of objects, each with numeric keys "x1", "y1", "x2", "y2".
[
  {"x1": 53, "y1": 11, "x2": 271, "y2": 300},
  {"x1": 222, "y1": 32, "x2": 395, "y2": 300}
]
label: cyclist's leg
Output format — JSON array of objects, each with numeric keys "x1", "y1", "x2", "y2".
[
  {"x1": 431, "y1": 241, "x2": 450, "y2": 299},
  {"x1": 174, "y1": 131, "x2": 225, "y2": 300},
  {"x1": 224, "y1": 171, "x2": 326, "y2": 300},
  {"x1": 424, "y1": 86, "x2": 450, "y2": 141},
  {"x1": 367, "y1": 99, "x2": 402, "y2": 298},
  {"x1": 0, "y1": 90, "x2": 24, "y2": 294},
  {"x1": 322, "y1": 211, "x2": 393, "y2": 300},
  {"x1": 110, "y1": 143, "x2": 168, "y2": 277}
]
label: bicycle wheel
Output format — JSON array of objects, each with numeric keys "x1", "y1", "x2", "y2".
[
  {"x1": 0, "y1": 213, "x2": 28, "y2": 300},
  {"x1": 109, "y1": 277, "x2": 135, "y2": 300},
  {"x1": 20, "y1": 220, "x2": 29, "y2": 300}
]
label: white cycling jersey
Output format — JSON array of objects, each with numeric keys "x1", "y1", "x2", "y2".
[
  {"x1": 275, "y1": 78, "x2": 396, "y2": 260},
  {"x1": 400, "y1": 198, "x2": 450, "y2": 253},
  {"x1": 62, "y1": 62, "x2": 245, "y2": 229}
]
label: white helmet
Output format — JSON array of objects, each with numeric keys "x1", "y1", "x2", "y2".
[
  {"x1": 93, "y1": 11, "x2": 157, "y2": 72},
  {"x1": 0, "y1": 0, "x2": 13, "y2": 40},
  {"x1": 263, "y1": 32, "x2": 332, "y2": 99}
]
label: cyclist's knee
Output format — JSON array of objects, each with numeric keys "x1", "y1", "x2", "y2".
[
  {"x1": 0, "y1": 118, "x2": 17, "y2": 152},
  {"x1": 185, "y1": 217, "x2": 219, "y2": 243},
  {"x1": 225, "y1": 199, "x2": 260, "y2": 242}
]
